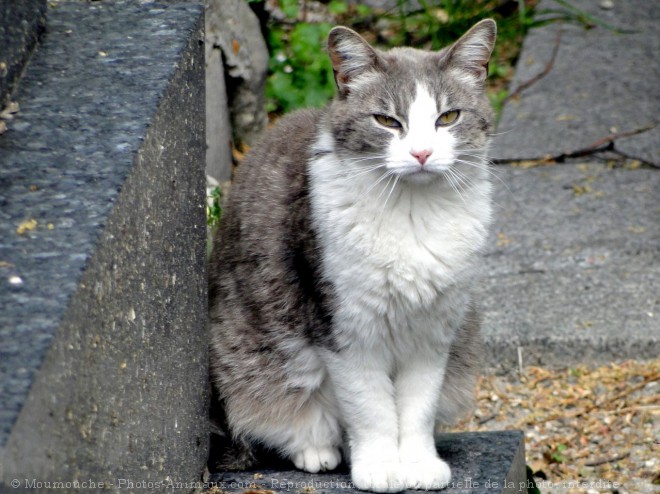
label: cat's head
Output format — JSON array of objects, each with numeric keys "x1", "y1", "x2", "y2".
[{"x1": 326, "y1": 20, "x2": 496, "y2": 185}]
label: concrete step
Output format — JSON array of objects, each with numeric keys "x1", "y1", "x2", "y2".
[
  {"x1": 480, "y1": 161, "x2": 659, "y2": 373},
  {"x1": 208, "y1": 431, "x2": 527, "y2": 494},
  {"x1": 480, "y1": 0, "x2": 659, "y2": 373},
  {"x1": 0, "y1": 1, "x2": 208, "y2": 488}
]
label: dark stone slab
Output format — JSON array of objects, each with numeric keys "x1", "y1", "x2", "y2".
[
  {"x1": 209, "y1": 431, "x2": 526, "y2": 494},
  {"x1": 493, "y1": 0, "x2": 659, "y2": 166},
  {"x1": 479, "y1": 161, "x2": 659, "y2": 373},
  {"x1": 0, "y1": 0, "x2": 46, "y2": 107},
  {"x1": 0, "y1": 1, "x2": 207, "y2": 487}
]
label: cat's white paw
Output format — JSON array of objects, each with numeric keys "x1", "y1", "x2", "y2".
[
  {"x1": 292, "y1": 446, "x2": 342, "y2": 473},
  {"x1": 401, "y1": 457, "x2": 451, "y2": 490},
  {"x1": 351, "y1": 461, "x2": 405, "y2": 493}
]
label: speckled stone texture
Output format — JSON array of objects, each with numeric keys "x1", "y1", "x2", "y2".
[
  {"x1": 208, "y1": 431, "x2": 526, "y2": 494},
  {"x1": 0, "y1": 1, "x2": 207, "y2": 488},
  {"x1": 0, "y1": 0, "x2": 46, "y2": 108}
]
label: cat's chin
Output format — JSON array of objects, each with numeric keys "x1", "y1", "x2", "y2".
[{"x1": 396, "y1": 168, "x2": 443, "y2": 185}]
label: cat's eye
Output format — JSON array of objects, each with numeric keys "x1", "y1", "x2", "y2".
[
  {"x1": 374, "y1": 114, "x2": 402, "y2": 129},
  {"x1": 436, "y1": 110, "x2": 460, "y2": 127}
]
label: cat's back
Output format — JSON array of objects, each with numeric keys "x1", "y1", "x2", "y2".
[
  {"x1": 230, "y1": 108, "x2": 322, "y2": 201},
  {"x1": 210, "y1": 108, "x2": 325, "y2": 300}
]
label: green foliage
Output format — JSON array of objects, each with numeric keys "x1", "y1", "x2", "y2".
[
  {"x1": 488, "y1": 88, "x2": 509, "y2": 116},
  {"x1": 328, "y1": 0, "x2": 348, "y2": 15},
  {"x1": 549, "y1": 443, "x2": 568, "y2": 463},
  {"x1": 389, "y1": 0, "x2": 526, "y2": 49},
  {"x1": 207, "y1": 186, "x2": 223, "y2": 229},
  {"x1": 264, "y1": 0, "x2": 530, "y2": 114},
  {"x1": 264, "y1": 0, "x2": 620, "y2": 115},
  {"x1": 266, "y1": 21, "x2": 335, "y2": 114}
]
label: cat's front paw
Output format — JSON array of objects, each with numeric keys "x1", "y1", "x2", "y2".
[
  {"x1": 351, "y1": 461, "x2": 405, "y2": 493},
  {"x1": 292, "y1": 446, "x2": 342, "y2": 473},
  {"x1": 401, "y1": 457, "x2": 451, "y2": 490}
]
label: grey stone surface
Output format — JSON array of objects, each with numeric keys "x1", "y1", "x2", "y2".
[
  {"x1": 479, "y1": 161, "x2": 659, "y2": 373},
  {"x1": 493, "y1": 0, "x2": 659, "y2": 166},
  {"x1": 616, "y1": 125, "x2": 660, "y2": 167},
  {"x1": 209, "y1": 431, "x2": 526, "y2": 494},
  {"x1": 206, "y1": 35, "x2": 234, "y2": 181},
  {"x1": 0, "y1": 1, "x2": 208, "y2": 488},
  {"x1": 0, "y1": 0, "x2": 47, "y2": 108},
  {"x1": 207, "y1": 0, "x2": 269, "y2": 147},
  {"x1": 152, "y1": 0, "x2": 236, "y2": 181}
]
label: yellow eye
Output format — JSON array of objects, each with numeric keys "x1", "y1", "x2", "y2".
[
  {"x1": 374, "y1": 114, "x2": 402, "y2": 128},
  {"x1": 436, "y1": 110, "x2": 460, "y2": 127}
]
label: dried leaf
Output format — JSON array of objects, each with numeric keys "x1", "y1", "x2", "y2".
[
  {"x1": 16, "y1": 219, "x2": 38, "y2": 235},
  {"x1": 0, "y1": 101, "x2": 19, "y2": 120}
]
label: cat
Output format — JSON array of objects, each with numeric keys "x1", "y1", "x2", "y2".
[{"x1": 209, "y1": 19, "x2": 497, "y2": 492}]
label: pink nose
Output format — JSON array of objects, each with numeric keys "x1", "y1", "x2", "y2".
[{"x1": 410, "y1": 149, "x2": 432, "y2": 165}]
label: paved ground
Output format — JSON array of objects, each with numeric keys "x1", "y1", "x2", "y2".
[
  {"x1": 492, "y1": 0, "x2": 659, "y2": 166},
  {"x1": 479, "y1": 0, "x2": 659, "y2": 373}
]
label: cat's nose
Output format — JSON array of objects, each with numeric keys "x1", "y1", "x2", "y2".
[{"x1": 410, "y1": 149, "x2": 433, "y2": 165}]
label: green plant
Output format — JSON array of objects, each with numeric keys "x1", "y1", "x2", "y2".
[
  {"x1": 207, "y1": 186, "x2": 223, "y2": 229},
  {"x1": 549, "y1": 443, "x2": 568, "y2": 463},
  {"x1": 264, "y1": 0, "x2": 533, "y2": 115},
  {"x1": 266, "y1": 21, "x2": 335, "y2": 114},
  {"x1": 206, "y1": 186, "x2": 223, "y2": 257},
  {"x1": 263, "y1": 0, "x2": 623, "y2": 116}
]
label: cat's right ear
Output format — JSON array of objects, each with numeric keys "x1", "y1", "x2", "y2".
[{"x1": 327, "y1": 27, "x2": 381, "y2": 97}]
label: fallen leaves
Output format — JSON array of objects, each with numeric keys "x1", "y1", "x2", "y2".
[{"x1": 456, "y1": 360, "x2": 660, "y2": 492}]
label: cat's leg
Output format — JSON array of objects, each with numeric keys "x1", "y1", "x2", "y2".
[
  {"x1": 224, "y1": 379, "x2": 343, "y2": 474},
  {"x1": 323, "y1": 347, "x2": 404, "y2": 493},
  {"x1": 395, "y1": 355, "x2": 452, "y2": 490}
]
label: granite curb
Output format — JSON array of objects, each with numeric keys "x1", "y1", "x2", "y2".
[{"x1": 0, "y1": 1, "x2": 208, "y2": 487}]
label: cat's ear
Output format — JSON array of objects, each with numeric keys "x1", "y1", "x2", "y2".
[
  {"x1": 444, "y1": 19, "x2": 496, "y2": 84},
  {"x1": 327, "y1": 26, "x2": 381, "y2": 97}
]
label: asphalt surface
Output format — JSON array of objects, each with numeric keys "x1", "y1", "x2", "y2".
[{"x1": 480, "y1": 0, "x2": 659, "y2": 373}]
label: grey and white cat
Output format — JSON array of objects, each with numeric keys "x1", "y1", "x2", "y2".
[{"x1": 209, "y1": 19, "x2": 497, "y2": 492}]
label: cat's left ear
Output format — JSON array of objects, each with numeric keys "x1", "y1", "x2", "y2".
[
  {"x1": 327, "y1": 26, "x2": 382, "y2": 97},
  {"x1": 444, "y1": 19, "x2": 497, "y2": 84}
]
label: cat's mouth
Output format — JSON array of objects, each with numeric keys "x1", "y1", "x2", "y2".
[{"x1": 390, "y1": 162, "x2": 450, "y2": 183}]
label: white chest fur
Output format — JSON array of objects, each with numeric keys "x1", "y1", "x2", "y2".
[{"x1": 309, "y1": 143, "x2": 492, "y2": 326}]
